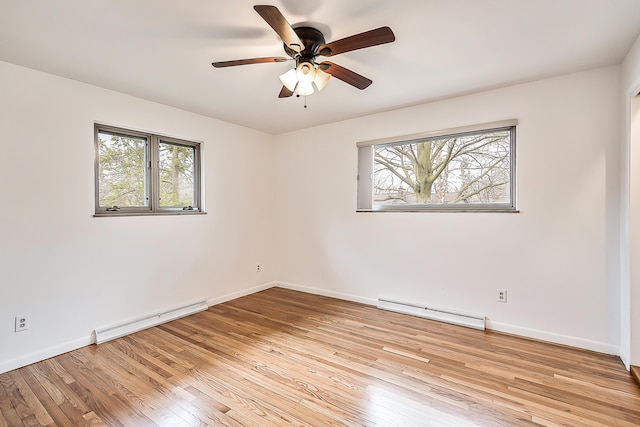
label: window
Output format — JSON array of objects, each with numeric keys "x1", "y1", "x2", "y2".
[
  {"x1": 357, "y1": 120, "x2": 517, "y2": 212},
  {"x1": 94, "y1": 124, "x2": 202, "y2": 215}
]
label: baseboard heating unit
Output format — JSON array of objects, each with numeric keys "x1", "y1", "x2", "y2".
[
  {"x1": 377, "y1": 298, "x2": 486, "y2": 330},
  {"x1": 94, "y1": 300, "x2": 208, "y2": 344}
]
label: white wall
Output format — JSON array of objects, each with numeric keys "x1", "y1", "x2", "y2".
[
  {"x1": 0, "y1": 61, "x2": 276, "y2": 373},
  {"x1": 274, "y1": 66, "x2": 621, "y2": 354},
  {"x1": 0, "y1": 59, "x2": 628, "y2": 373},
  {"x1": 621, "y1": 32, "x2": 640, "y2": 367}
]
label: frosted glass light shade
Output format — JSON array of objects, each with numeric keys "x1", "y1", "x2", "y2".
[
  {"x1": 297, "y1": 80, "x2": 315, "y2": 96},
  {"x1": 313, "y1": 68, "x2": 330, "y2": 91},
  {"x1": 279, "y1": 69, "x2": 297, "y2": 92},
  {"x1": 296, "y1": 61, "x2": 316, "y2": 83}
]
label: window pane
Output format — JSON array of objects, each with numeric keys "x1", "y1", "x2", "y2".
[
  {"x1": 373, "y1": 129, "x2": 511, "y2": 208},
  {"x1": 97, "y1": 131, "x2": 148, "y2": 207},
  {"x1": 158, "y1": 141, "x2": 195, "y2": 207}
]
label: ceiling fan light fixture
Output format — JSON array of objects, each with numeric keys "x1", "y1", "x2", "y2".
[
  {"x1": 279, "y1": 68, "x2": 298, "y2": 92},
  {"x1": 212, "y1": 6, "x2": 396, "y2": 102},
  {"x1": 313, "y1": 68, "x2": 331, "y2": 92}
]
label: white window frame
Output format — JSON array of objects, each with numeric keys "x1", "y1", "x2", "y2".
[
  {"x1": 357, "y1": 119, "x2": 518, "y2": 212},
  {"x1": 94, "y1": 123, "x2": 204, "y2": 216}
]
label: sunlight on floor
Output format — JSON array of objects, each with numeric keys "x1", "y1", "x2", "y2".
[{"x1": 366, "y1": 385, "x2": 482, "y2": 427}]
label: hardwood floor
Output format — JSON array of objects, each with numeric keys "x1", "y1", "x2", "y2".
[
  {"x1": 1, "y1": 287, "x2": 639, "y2": 426},
  {"x1": 632, "y1": 366, "x2": 640, "y2": 388}
]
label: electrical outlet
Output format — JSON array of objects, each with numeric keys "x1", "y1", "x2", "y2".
[
  {"x1": 256, "y1": 264, "x2": 261, "y2": 272},
  {"x1": 497, "y1": 289, "x2": 507, "y2": 303},
  {"x1": 15, "y1": 316, "x2": 29, "y2": 332}
]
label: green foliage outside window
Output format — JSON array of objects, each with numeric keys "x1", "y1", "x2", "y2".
[
  {"x1": 95, "y1": 124, "x2": 201, "y2": 215},
  {"x1": 98, "y1": 133, "x2": 148, "y2": 207},
  {"x1": 159, "y1": 142, "x2": 195, "y2": 207}
]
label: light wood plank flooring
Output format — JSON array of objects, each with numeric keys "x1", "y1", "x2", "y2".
[
  {"x1": 1, "y1": 287, "x2": 639, "y2": 426},
  {"x1": 632, "y1": 366, "x2": 640, "y2": 388}
]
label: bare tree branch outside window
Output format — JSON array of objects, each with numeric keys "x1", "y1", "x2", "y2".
[{"x1": 372, "y1": 129, "x2": 512, "y2": 207}]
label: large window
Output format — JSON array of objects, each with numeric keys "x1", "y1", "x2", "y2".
[
  {"x1": 94, "y1": 124, "x2": 202, "y2": 216},
  {"x1": 357, "y1": 120, "x2": 517, "y2": 212}
]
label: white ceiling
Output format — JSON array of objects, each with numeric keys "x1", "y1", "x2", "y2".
[{"x1": 1, "y1": 0, "x2": 640, "y2": 134}]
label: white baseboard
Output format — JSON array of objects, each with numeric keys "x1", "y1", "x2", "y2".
[
  {"x1": 0, "y1": 337, "x2": 92, "y2": 375},
  {"x1": 275, "y1": 281, "x2": 377, "y2": 306},
  {"x1": 0, "y1": 281, "x2": 621, "y2": 375},
  {"x1": 487, "y1": 320, "x2": 618, "y2": 356},
  {"x1": 275, "y1": 281, "x2": 620, "y2": 357},
  {"x1": 619, "y1": 348, "x2": 631, "y2": 370},
  {"x1": 207, "y1": 282, "x2": 277, "y2": 306},
  {"x1": 0, "y1": 282, "x2": 278, "y2": 374}
]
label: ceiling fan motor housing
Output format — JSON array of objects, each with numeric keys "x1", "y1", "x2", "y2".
[{"x1": 285, "y1": 26, "x2": 326, "y2": 65}]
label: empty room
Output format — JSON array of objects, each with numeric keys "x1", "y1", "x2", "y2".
[{"x1": 2, "y1": 1, "x2": 640, "y2": 425}]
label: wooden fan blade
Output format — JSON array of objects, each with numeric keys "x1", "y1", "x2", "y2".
[
  {"x1": 278, "y1": 85, "x2": 294, "y2": 98},
  {"x1": 212, "y1": 57, "x2": 288, "y2": 68},
  {"x1": 318, "y1": 62, "x2": 372, "y2": 90},
  {"x1": 254, "y1": 5, "x2": 304, "y2": 52},
  {"x1": 318, "y1": 26, "x2": 395, "y2": 57}
]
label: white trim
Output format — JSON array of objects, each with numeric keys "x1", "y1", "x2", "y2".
[
  {"x1": 0, "y1": 337, "x2": 91, "y2": 375},
  {"x1": 356, "y1": 119, "x2": 518, "y2": 148},
  {"x1": 206, "y1": 282, "x2": 277, "y2": 306},
  {"x1": 487, "y1": 320, "x2": 618, "y2": 356},
  {"x1": 619, "y1": 79, "x2": 640, "y2": 370},
  {"x1": 0, "y1": 283, "x2": 279, "y2": 373},
  {"x1": 276, "y1": 282, "x2": 619, "y2": 356},
  {"x1": 275, "y1": 281, "x2": 377, "y2": 306},
  {"x1": 1, "y1": 282, "x2": 621, "y2": 374}
]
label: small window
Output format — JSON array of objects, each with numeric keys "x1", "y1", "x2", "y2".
[
  {"x1": 357, "y1": 120, "x2": 517, "y2": 212},
  {"x1": 94, "y1": 124, "x2": 202, "y2": 215}
]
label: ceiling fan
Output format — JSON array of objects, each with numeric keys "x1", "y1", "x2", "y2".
[{"x1": 212, "y1": 5, "x2": 395, "y2": 99}]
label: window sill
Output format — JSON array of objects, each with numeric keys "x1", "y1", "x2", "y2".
[
  {"x1": 93, "y1": 211, "x2": 207, "y2": 218},
  {"x1": 356, "y1": 208, "x2": 520, "y2": 213}
]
